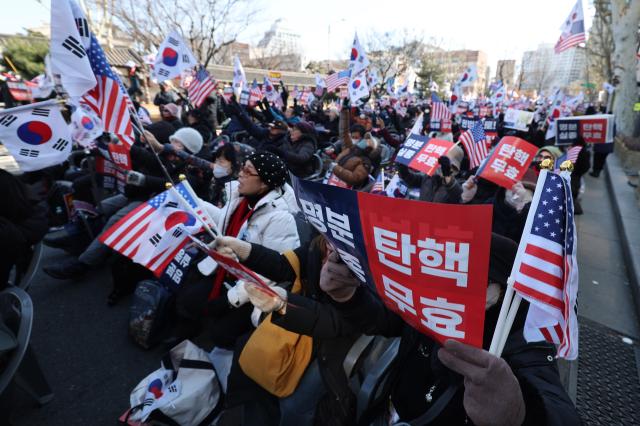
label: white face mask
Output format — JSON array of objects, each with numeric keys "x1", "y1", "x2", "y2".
[{"x1": 213, "y1": 164, "x2": 230, "y2": 178}]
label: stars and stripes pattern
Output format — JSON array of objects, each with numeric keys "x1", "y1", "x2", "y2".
[
  {"x1": 81, "y1": 34, "x2": 135, "y2": 146},
  {"x1": 99, "y1": 184, "x2": 202, "y2": 276},
  {"x1": 371, "y1": 170, "x2": 385, "y2": 194},
  {"x1": 325, "y1": 70, "x2": 351, "y2": 92},
  {"x1": 249, "y1": 79, "x2": 262, "y2": 106},
  {"x1": 555, "y1": 0, "x2": 586, "y2": 54},
  {"x1": 459, "y1": 121, "x2": 490, "y2": 168},
  {"x1": 512, "y1": 171, "x2": 579, "y2": 359},
  {"x1": 430, "y1": 93, "x2": 450, "y2": 122},
  {"x1": 555, "y1": 146, "x2": 583, "y2": 170},
  {"x1": 188, "y1": 66, "x2": 217, "y2": 108}
]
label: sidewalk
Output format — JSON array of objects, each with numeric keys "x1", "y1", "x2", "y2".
[{"x1": 572, "y1": 153, "x2": 640, "y2": 424}]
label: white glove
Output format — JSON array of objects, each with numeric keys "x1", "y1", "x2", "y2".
[
  {"x1": 227, "y1": 281, "x2": 250, "y2": 307},
  {"x1": 461, "y1": 176, "x2": 477, "y2": 203},
  {"x1": 126, "y1": 170, "x2": 146, "y2": 186},
  {"x1": 245, "y1": 283, "x2": 287, "y2": 314},
  {"x1": 214, "y1": 236, "x2": 252, "y2": 262}
]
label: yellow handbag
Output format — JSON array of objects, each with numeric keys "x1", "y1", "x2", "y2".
[{"x1": 238, "y1": 250, "x2": 314, "y2": 397}]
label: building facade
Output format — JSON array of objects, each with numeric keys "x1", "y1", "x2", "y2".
[
  {"x1": 519, "y1": 43, "x2": 585, "y2": 95},
  {"x1": 495, "y1": 59, "x2": 516, "y2": 88},
  {"x1": 431, "y1": 49, "x2": 488, "y2": 97}
]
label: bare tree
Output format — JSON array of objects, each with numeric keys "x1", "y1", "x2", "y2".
[
  {"x1": 587, "y1": 0, "x2": 614, "y2": 90},
  {"x1": 86, "y1": 0, "x2": 259, "y2": 67},
  {"x1": 610, "y1": 0, "x2": 640, "y2": 137},
  {"x1": 363, "y1": 30, "x2": 428, "y2": 91}
]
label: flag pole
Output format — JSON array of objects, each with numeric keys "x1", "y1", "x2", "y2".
[
  {"x1": 0, "y1": 98, "x2": 65, "y2": 116},
  {"x1": 489, "y1": 160, "x2": 555, "y2": 356},
  {"x1": 166, "y1": 183, "x2": 217, "y2": 240},
  {"x1": 494, "y1": 160, "x2": 577, "y2": 356},
  {"x1": 128, "y1": 110, "x2": 175, "y2": 185}
]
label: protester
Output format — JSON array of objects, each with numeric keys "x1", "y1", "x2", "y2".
[
  {"x1": 172, "y1": 152, "x2": 300, "y2": 348},
  {"x1": 329, "y1": 104, "x2": 381, "y2": 189},
  {"x1": 42, "y1": 128, "x2": 204, "y2": 280},
  {"x1": 265, "y1": 121, "x2": 317, "y2": 178},
  {"x1": 209, "y1": 143, "x2": 240, "y2": 208},
  {"x1": 145, "y1": 102, "x2": 183, "y2": 144},
  {"x1": 397, "y1": 145, "x2": 464, "y2": 203},
  {"x1": 153, "y1": 82, "x2": 177, "y2": 110},
  {"x1": 231, "y1": 234, "x2": 581, "y2": 425},
  {"x1": 0, "y1": 170, "x2": 48, "y2": 288}
]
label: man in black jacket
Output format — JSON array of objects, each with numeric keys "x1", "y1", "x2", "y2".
[{"x1": 217, "y1": 233, "x2": 581, "y2": 425}]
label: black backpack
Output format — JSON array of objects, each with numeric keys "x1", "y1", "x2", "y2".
[{"x1": 128, "y1": 280, "x2": 172, "y2": 349}]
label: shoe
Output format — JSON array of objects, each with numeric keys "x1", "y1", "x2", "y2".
[
  {"x1": 574, "y1": 200, "x2": 583, "y2": 215},
  {"x1": 589, "y1": 170, "x2": 601, "y2": 178},
  {"x1": 43, "y1": 258, "x2": 90, "y2": 280}
]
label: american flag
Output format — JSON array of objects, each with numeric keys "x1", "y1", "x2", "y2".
[
  {"x1": 81, "y1": 34, "x2": 135, "y2": 146},
  {"x1": 188, "y1": 66, "x2": 217, "y2": 108},
  {"x1": 249, "y1": 79, "x2": 262, "y2": 106},
  {"x1": 555, "y1": 146, "x2": 583, "y2": 170},
  {"x1": 512, "y1": 170, "x2": 579, "y2": 359},
  {"x1": 173, "y1": 180, "x2": 217, "y2": 232},
  {"x1": 99, "y1": 183, "x2": 202, "y2": 276},
  {"x1": 326, "y1": 70, "x2": 351, "y2": 92},
  {"x1": 370, "y1": 170, "x2": 385, "y2": 194},
  {"x1": 430, "y1": 92, "x2": 450, "y2": 121},
  {"x1": 555, "y1": 0, "x2": 586, "y2": 53},
  {"x1": 459, "y1": 121, "x2": 490, "y2": 168}
]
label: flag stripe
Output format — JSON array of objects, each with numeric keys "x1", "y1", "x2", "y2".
[
  {"x1": 520, "y1": 263, "x2": 564, "y2": 289},
  {"x1": 514, "y1": 284, "x2": 565, "y2": 311},
  {"x1": 101, "y1": 204, "x2": 152, "y2": 245},
  {"x1": 524, "y1": 243, "x2": 563, "y2": 265}
]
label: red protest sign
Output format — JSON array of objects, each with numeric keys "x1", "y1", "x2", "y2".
[
  {"x1": 108, "y1": 143, "x2": 132, "y2": 171},
  {"x1": 407, "y1": 138, "x2": 454, "y2": 176},
  {"x1": 477, "y1": 136, "x2": 537, "y2": 189},
  {"x1": 358, "y1": 194, "x2": 493, "y2": 348},
  {"x1": 326, "y1": 172, "x2": 352, "y2": 189}
]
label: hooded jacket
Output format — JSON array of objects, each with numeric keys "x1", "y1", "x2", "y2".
[{"x1": 332, "y1": 109, "x2": 375, "y2": 188}]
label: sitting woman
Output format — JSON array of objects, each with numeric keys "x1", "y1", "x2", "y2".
[
  {"x1": 330, "y1": 104, "x2": 381, "y2": 189},
  {"x1": 208, "y1": 143, "x2": 240, "y2": 208}
]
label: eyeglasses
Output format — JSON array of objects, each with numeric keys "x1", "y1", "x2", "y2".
[{"x1": 239, "y1": 165, "x2": 259, "y2": 178}]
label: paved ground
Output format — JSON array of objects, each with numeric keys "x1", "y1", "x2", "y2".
[{"x1": 5, "y1": 154, "x2": 640, "y2": 425}]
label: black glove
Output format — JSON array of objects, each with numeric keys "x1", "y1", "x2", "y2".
[
  {"x1": 205, "y1": 295, "x2": 231, "y2": 317},
  {"x1": 438, "y1": 155, "x2": 452, "y2": 177},
  {"x1": 342, "y1": 97, "x2": 350, "y2": 109}
]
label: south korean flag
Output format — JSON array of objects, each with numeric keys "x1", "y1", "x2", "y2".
[
  {"x1": 348, "y1": 73, "x2": 369, "y2": 103},
  {"x1": 0, "y1": 101, "x2": 73, "y2": 172},
  {"x1": 50, "y1": 0, "x2": 96, "y2": 98},
  {"x1": 153, "y1": 30, "x2": 198, "y2": 82}
]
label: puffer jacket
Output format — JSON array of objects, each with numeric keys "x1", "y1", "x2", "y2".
[
  {"x1": 279, "y1": 133, "x2": 317, "y2": 177},
  {"x1": 332, "y1": 109, "x2": 374, "y2": 188},
  {"x1": 201, "y1": 182, "x2": 300, "y2": 253},
  {"x1": 398, "y1": 164, "x2": 462, "y2": 204}
]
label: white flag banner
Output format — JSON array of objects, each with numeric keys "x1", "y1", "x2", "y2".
[
  {"x1": 153, "y1": 31, "x2": 197, "y2": 82},
  {"x1": 233, "y1": 56, "x2": 247, "y2": 96},
  {"x1": 457, "y1": 64, "x2": 478, "y2": 87},
  {"x1": 50, "y1": 0, "x2": 96, "y2": 98},
  {"x1": 348, "y1": 73, "x2": 369, "y2": 102},
  {"x1": 349, "y1": 33, "x2": 370, "y2": 77},
  {"x1": 70, "y1": 102, "x2": 103, "y2": 148},
  {"x1": 0, "y1": 101, "x2": 73, "y2": 172},
  {"x1": 315, "y1": 73, "x2": 326, "y2": 88}
]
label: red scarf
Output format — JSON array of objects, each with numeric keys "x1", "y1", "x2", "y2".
[{"x1": 207, "y1": 198, "x2": 254, "y2": 300}]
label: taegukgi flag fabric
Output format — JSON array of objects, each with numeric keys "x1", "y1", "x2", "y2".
[
  {"x1": 0, "y1": 101, "x2": 73, "y2": 172},
  {"x1": 153, "y1": 30, "x2": 198, "y2": 82},
  {"x1": 49, "y1": 0, "x2": 96, "y2": 98},
  {"x1": 349, "y1": 33, "x2": 370, "y2": 77}
]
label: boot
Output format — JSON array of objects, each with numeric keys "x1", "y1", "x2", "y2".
[{"x1": 43, "y1": 258, "x2": 90, "y2": 280}]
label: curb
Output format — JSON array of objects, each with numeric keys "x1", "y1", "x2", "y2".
[{"x1": 605, "y1": 153, "x2": 640, "y2": 319}]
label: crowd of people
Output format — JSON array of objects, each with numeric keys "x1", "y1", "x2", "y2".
[{"x1": 0, "y1": 78, "x2": 604, "y2": 425}]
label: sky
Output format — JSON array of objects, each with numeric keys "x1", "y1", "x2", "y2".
[{"x1": 1, "y1": 0, "x2": 594, "y2": 75}]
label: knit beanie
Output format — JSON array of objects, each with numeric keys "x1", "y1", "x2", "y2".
[
  {"x1": 246, "y1": 151, "x2": 288, "y2": 189},
  {"x1": 169, "y1": 127, "x2": 203, "y2": 154}
]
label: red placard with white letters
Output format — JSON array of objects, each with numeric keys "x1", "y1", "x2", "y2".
[
  {"x1": 407, "y1": 138, "x2": 454, "y2": 176},
  {"x1": 477, "y1": 136, "x2": 537, "y2": 189}
]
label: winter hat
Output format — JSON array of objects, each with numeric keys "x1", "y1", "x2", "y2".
[
  {"x1": 169, "y1": 127, "x2": 203, "y2": 154},
  {"x1": 294, "y1": 121, "x2": 315, "y2": 135},
  {"x1": 488, "y1": 233, "x2": 518, "y2": 287},
  {"x1": 536, "y1": 146, "x2": 562, "y2": 161},
  {"x1": 247, "y1": 151, "x2": 288, "y2": 189},
  {"x1": 162, "y1": 103, "x2": 179, "y2": 118},
  {"x1": 446, "y1": 145, "x2": 465, "y2": 171}
]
